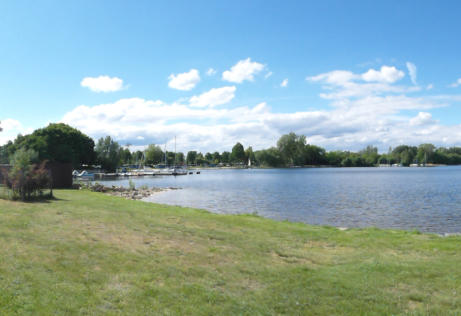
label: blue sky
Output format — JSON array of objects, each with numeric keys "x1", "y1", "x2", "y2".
[{"x1": 1, "y1": 0, "x2": 461, "y2": 152}]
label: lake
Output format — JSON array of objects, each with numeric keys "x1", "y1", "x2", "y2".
[{"x1": 99, "y1": 167, "x2": 461, "y2": 234}]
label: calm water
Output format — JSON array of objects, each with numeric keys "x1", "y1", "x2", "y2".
[{"x1": 99, "y1": 167, "x2": 461, "y2": 233}]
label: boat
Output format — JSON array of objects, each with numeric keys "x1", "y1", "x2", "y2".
[{"x1": 74, "y1": 170, "x2": 95, "y2": 180}]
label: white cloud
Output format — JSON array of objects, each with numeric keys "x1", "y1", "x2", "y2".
[
  {"x1": 222, "y1": 58, "x2": 265, "y2": 83},
  {"x1": 409, "y1": 112, "x2": 436, "y2": 126},
  {"x1": 426, "y1": 84, "x2": 434, "y2": 90},
  {"x1": 1, "y1": 118, "x2": 22, "y2": 131},
  {"x1": 81, "y1": 75, "x2": 124, "y2": 93},
  {"x1": 265, "y1": 71, "x2": 273, "y2": 79},
  {"x1": 189, "y1": 86, "x2": 236, "y2": 108},
  {"x1": 0, "y1": 118, "x2": 34, "y2": 145},
  {"x1": 280, "y1": 79, "x2": 288, "y2": 87},
  {"x1": 450, "y1": 78, "x2": 461, "y2": 88},
  {"x1": 52, "y1": 65, "x2": 461, "y2": 153},
  {"x1": 206, "y1": 68, "x2": 217, "y2": 76},
  {"x1": 362, "y1": 66, "x2": 405, "y2": 83},
  {"x1": 168, "y1": 69, "x2": 200, "y2": 91},
  {"x1": 406, "y1": 62, "x2": 417, "y2": 85}
]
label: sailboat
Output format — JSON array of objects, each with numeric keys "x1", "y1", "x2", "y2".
[
  {"x1": 247, "y1": 157, "x2": 252, "y2": 168},
  {"x1": 171, "y1": 136, "x2": 187, "y2": 176}
]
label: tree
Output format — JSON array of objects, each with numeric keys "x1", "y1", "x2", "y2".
[
  {"x1": 221, "y1": 151, "x2": 230, "y2": 164},
  {"x1": 4, "y1": 148, "x2": 51, "y2": 201},
  {"x1": 132, "y1": 151, "x2": 144, "y2": 165},
  {"x1": 359, "y1": 145, "x2": 379, "y2": 166},
  {"x1": 144, "y1": 144, "x2": 164, "y2": 165},
  {"x1": 186, "y1": 151, "x2": 197, "y2": 165},
  {"x1": 119, "y1": 147, "x2": 132, "y2": 165},
  {"x1": 245, "y1": 146, "x2": 255, "y2": 164},
  {"x1": 212, "y1": 151, "x2": 221, "y2": 164},
  {"x1": 11, "y1": 123, "x2": 95, "y2": 168},
  {"x1": 417, "y1": 143, "x2": 435, "y2": 164},
  {"x1": 277, "y1": 133, "x2": 306, "y2": 165},
  {"x1": 254, "y1": 147, "x2": 283, "y2": 167},
  {"x1": 231, "y1": 142, "x2": 245, "y2": 164},
  {"x1": 95, "y1": 136, "x2": 121, "y2": 172}
]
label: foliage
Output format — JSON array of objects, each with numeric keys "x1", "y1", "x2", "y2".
[
  {"x1": 231, "y1": 142, "x2": 245, "y2": 163},
  {"x1": 8, "y1": 123, "x2": 95, "y2": 168},
  {"x1": 186, "y1": 151, "x2": 197, "y2": 165},
  {"x1": 2, "y1": 148, "x2": 52, "y2": 201},
  {"x1": 95, "y1": 136, "x2": 121, "y2": 172},
  {"x1": 144, "y1": 144, "x2": 164, "y2": 165}
]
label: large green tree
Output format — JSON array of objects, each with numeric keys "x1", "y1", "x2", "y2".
[{"x1": 10, "y1": 123, "x2": 95, "y2": 168}]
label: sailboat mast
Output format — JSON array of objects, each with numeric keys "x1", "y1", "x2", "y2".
[{"x1": 174, "y1": 136, "x2": 177, "y2": 167}]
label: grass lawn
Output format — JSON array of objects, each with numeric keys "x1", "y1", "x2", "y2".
[{"x1": 1, "y1": 189, "x2": 461, "y2": 315}]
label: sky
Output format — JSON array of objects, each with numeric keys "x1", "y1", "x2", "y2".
[{"x1": 2, "y1": 0, "x2": 461, "y2": 153}]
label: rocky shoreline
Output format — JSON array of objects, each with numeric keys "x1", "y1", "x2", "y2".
[{"x1": 78, "y1": 183, "x2": 180, "y2": 200}]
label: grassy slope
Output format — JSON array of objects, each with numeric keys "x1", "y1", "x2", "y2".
[{"x1": 0, "y1": 190, "x2": 461, "y2": 315}]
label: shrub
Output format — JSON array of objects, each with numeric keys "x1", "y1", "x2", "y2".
[{"x1": 2, "y1": 148, "x2": 52, "y2": 201}]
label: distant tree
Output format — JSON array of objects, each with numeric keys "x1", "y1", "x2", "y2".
[
  {"x1": 277, "y1": 133, "x2": 306, "y2": 165},
  {"x1": 95, "y1": 136, "x2": 121, "y2": 172},
  {"x1": 119, "y1": 147, "x2": 132, "y2": 165},
  {"x1": 416, "y1": 143, "x2": 435, "y2": 164},
  {"x1": 245, "y1": 146, "x2": 255, "y2": 164},
  {"x1": 144, "y1": 144, "x2": 164, "y2": 165},
  {"x1": 176, "y1": 152, "x2": 185, "y2": 164},
  {"x1": 221, "y1": 151, "x2": 230, "y2": 164},
  {"x1": 392, "y1": 145, "x2": 417, "y2": 166},
  {"x1": 186, "y1": 151, "x2": 197, "y2": 165},
  {"x1": 304, "y1": 144, "x2": 326, "y2": 165},
  {"x1": 359, "y1": 145, "x2": 379, "y2": 166},
  {"x1": 132, "y1": 150, "x2": 144, "y2": 165},
  {"x1": 196, "y1": 152, "x2": 207, "y2": 165},
  {"x1": 254, "y1": 147, "x2": 283, "y2": 167},
  {"x1": 212, "y1": 151, "x2": 221, "y2": 164},
  {"x1": 231, "y1": 142, "x2": 245, "y2": 164},
  {"x1": 205, "y1": 152, "x2": 213, "y2": 162}
]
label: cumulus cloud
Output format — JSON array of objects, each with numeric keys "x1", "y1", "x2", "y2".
[
  {"x1": 53, "y1": 64, "x2": 461, "y2": 153},
  {"x1": 280, "y1": 79, "x2": 288, "y2": 87},
  {"x1": 222, "y1": 58, "x2": 265, "y2": 83},
  {"x1": 189, "y1": 86, "x2": 236, "y2": 108},
  {"x1": 265, "y1": 71, "x2": 273, "y2": 79},
  {"x1": 206, "y1": 68, "x2": 217, "y2": 76},
  {"x1": 406, "y1": 62, "x2": 417, "y2": 85},
  {"x1": 362, "y1": 66, "x2": 405, "y2": 83},
  {"x1": 168, "y1": 69, "x2": 200, "y2": 91},
  {"x1": 409, "y1": 112, "x2": 436, "y2": 126},
  {"x1": 450, "y1": 78, "x2": 461, "y2": 88},
  {"x1": 81, "y1": 75, "x2": 124, "y2": 92}
]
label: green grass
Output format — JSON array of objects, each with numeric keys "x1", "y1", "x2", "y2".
[{"x1": 1, "y1": 190, "x2": 461, "y2": 315}]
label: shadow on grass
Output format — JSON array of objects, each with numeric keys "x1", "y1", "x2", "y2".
[{"x1": 0, "y1": 188, "x2": 67, "y2": 203}]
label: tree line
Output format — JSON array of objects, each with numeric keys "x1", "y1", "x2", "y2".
[{"x1": 2, "y1": 124, "x2": 461, "y2": 172}]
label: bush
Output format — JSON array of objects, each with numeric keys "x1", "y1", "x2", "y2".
[{"x1": 2, "y1": 148, "x2": 52, "y2": 201}]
